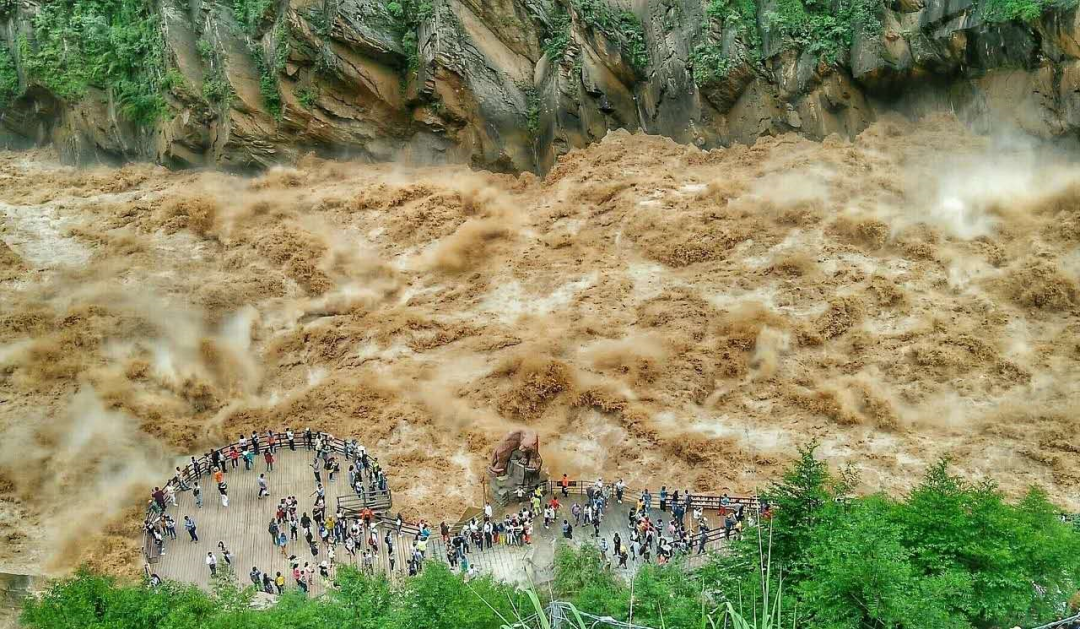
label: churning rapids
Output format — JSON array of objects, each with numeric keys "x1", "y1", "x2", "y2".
[{"x1": 0, "y1": 114, "x2": 1077, "y2": 578}]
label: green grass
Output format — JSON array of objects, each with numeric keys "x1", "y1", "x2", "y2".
[
  {"x1": 21, "y1": 563, "x2": 529, "y2": 629},
  {"x1": 305, "y1": 7, "x2": 332, "y2": 37},
  {"x1": 248, "y1": 26, "x2": 289, "y2": 121},
  {"x1": 195, "y1": 37, "x2": 233, "y2": 107},
  {"x1": 692, "y1": 0, "x2": 884, "y2": 86},
  {"x1": 691, "y1": 43, "x2": 735, "y2": 85},
  {"x1": 196, "y1": 37, "x2": 214, "y2": 60}
]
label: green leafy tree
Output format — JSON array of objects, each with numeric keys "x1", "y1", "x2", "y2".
[
  {"x1": 762, "y1": 439, "x2": 836, "y2": 567},
  {"x1": 797, "y1": 496, "x2": 973, "y2": 628},
  {"x1": 390, "y1": 563, "x2": 525, "y2": 629},
  {"x1": 898, "y1": 460, "x2": 1080, "y2": 627},
  {"x1": 631, "y1": 561, "x2": 714, "y2": 628}
]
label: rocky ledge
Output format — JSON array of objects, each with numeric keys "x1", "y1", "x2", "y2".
[{"x1": 1, "y1": 0, "x2": 1079, "y2": 172}]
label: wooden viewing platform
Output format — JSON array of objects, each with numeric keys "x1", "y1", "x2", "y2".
[
  {"x1": 149, "y1": 441, "x2": 415, "y2": 596},
  {"x1": 145, "y1": 436, "x2": 754, "y2": 596}
]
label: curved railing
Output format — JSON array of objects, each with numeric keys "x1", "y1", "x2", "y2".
[
  {"x1": 141, "y1": 431, "x2": 389, "y2": 564},
  {"x1": 143, "y1": 439, "x2": 767, "y2": 567}
]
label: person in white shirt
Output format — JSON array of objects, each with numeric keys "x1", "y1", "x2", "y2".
[{"x1": 206, "y1": 552, "x2": 218, "y2": 577}]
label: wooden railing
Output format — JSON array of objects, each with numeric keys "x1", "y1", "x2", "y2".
[
  {"x1": 143, "y1": 443, "x2": 766, "y2": 567},
  {"x1": 337, "y1": 488, "x2": 393, "y2": 514},
  {"x1": 535, "y1": 479, "x2": 762, "y2": 512},
  {"x1": 142, "y1": 431, "x2": 375, "y2": 563}
]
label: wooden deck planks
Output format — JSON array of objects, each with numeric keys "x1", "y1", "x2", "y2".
[
  {"x1": 152, "y1": 449, "x2": 737, "y2": 595},
  {"x1": 152, "y1": 444, "x2": 413, "y2": 595}
]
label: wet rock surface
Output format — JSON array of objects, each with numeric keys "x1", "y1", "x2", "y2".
[{"x1": 3, "y1": 0, "x2": 1080, "y2": 171}]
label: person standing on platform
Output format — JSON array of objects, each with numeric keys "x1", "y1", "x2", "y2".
[{"x1": 218, "y1": 541, "x2": 233, "y2": 567}]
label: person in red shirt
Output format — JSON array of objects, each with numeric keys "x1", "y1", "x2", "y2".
[
  {"x1": 228, "y1": 446, "x2": 240, "y2": 469},
  {"x1": 264, "y1": 449, "x2": 275, "y2": 471}
]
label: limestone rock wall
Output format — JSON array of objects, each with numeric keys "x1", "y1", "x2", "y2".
[{"x1": 3, "y1": 0, "x2": 1080, "y2": 171}]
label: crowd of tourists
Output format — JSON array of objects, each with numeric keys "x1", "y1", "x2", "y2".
[
  {"x1": 144, "y1": 428, "x2": 410, "y2": 594},
  {"x1": 143, "y1": 431, "x2": 767, "y2": 594},
  {"x1": 444, "y1": 475, "x2": 768, "y2": 573}
]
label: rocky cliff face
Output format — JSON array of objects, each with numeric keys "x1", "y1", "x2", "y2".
[{"x1": 2, "y1": 0, "x2": 1080, "y2": 172}]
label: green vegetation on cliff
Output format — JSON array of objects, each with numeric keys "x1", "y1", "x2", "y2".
[
  {"x1": 691, "y1": 0, "x2": 883, "y2": 86},
  {"x1": 250, "y1": 27, "x2": 289, "y2": 121},
  {"x1": 691, "y1": 0, "x2": 759, "y2": 85},
  {"x1": 19, "y1": 0, "x2": 168, "y2": 125},
  {"x1": 197, "y1": 37, "x2": 234, "y2": 107},
  {"x1": 21, "y1": 444, "x2": 1080, "y2": 629},
  {"x1": 232, "y1": 0, "x2": 276, "y2": 35},
  {"x1": 764, "y1": 0, "x2": 882, "y2": 63},
  {"x1": 572, "y1": 0, "x2": 649, "y2": 71},
  {"x1": 981, "y1": 0, "x2": 1077, "y2": 22},
  {"x1": 542, "y1": 4, "x2": 573, "y2": 62},
  {"x1": 387, "y1": 0, "x2": 435, "y2": 74},
  {"x1": 0, "y1": 45, "x2": 19, "y2": 108}
]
